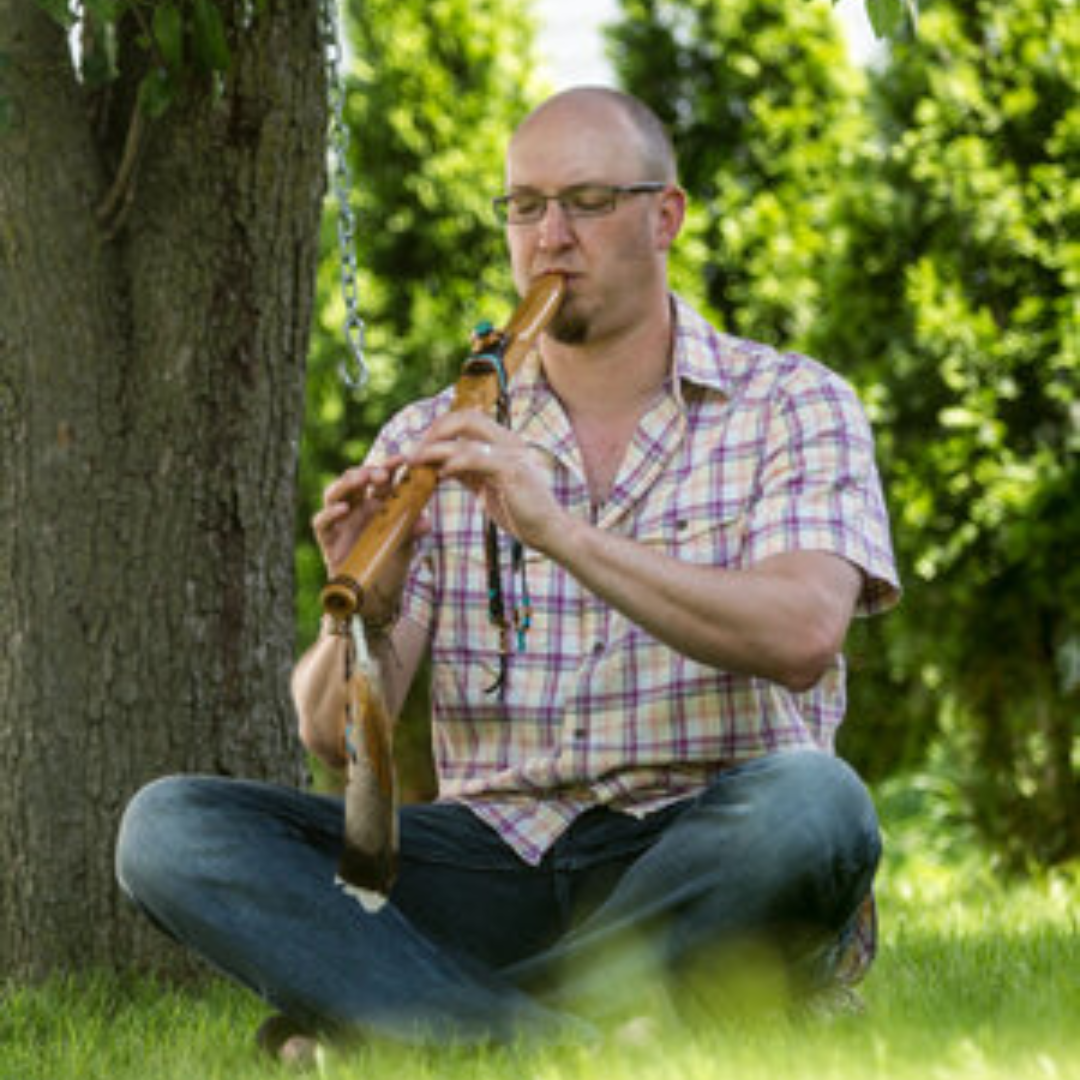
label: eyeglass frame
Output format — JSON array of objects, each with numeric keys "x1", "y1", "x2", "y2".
[{"x1": 492, "y1": 182, "x2": 669, "y2": 225}]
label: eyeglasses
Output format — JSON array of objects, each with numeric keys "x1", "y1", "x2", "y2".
[{"x1": 492, "y1": 183, "x2": 667, "y2": 225}]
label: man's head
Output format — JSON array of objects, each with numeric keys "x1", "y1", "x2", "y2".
[
  {"x1": 510, "y1": 87, "x2": 678, "y2": 186},
  {"x1": 501, "y1": 88, "x2": 685, "y2": 347}
]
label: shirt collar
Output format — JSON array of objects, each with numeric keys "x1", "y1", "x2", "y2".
[
  {"x1": 669, "y1": 294, "x2": 736, "y2": 400},
  {"x1": 510, "y1": 292, "x2": 736, "y2": 416}
]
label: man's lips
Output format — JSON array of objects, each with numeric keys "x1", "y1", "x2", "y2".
[
  {"x1": 534, "y1": 269, "x2": 583, "y2": 288},
  {"x1": 534, "y1": 264, "x2": 582, "y2": 277}
]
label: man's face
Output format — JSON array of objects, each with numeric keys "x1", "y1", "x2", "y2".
[{"x1": 503, "y1": 102, "x2": 682, "y2": 347}]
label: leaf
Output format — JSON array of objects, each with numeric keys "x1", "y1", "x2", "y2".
[
  {"x1": 34, "y1": 0, "x2": 75, "y2": 30},
  {"x1": 138, "y1": 67, "x2": 176, "y2": 119},
  {"x1": 84, "y1": 0, "x2": 127, "y2": 21},
  {"x1": 865, "y1": 0, "x2": 907, "y2": 39},
  {"x1": 192, "y1": 0, "x2": 232, "y2": 73},
  {"x1": 152, "y1": 3, "x2": 184, "y2": 71}
]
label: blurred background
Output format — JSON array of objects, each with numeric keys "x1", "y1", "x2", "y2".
[{"x1": 297, "y1": 0, "x2": 1079, "y2": 876}]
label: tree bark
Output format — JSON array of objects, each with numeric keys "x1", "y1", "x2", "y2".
[{"x1": 0, "y1": 0, "x2": 325, "y2": 978}]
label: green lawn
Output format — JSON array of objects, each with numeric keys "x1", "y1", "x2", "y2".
[{"x1": 2, "y1": 792, "x2": 1077, "y2": 1080}]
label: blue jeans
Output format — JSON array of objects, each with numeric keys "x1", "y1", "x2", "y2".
[{"x1": 115, "y1": 750, "x2": 880, "y2": 1045}]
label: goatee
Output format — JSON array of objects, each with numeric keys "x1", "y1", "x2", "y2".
[{"x1": 549, "y1": 305, "x2": 590, "y2": 345}]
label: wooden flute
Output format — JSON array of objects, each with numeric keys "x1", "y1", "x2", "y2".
[
  {"x1": 319, "y1": 272, "x2": 565, "y2": 911},
  {"x1": 320, "y1": 271, "x2": 566, "y2": 622}
]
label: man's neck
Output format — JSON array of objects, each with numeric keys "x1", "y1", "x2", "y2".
[{"x1": 539, "y1": 304, "x2": 674, "y2": 423}]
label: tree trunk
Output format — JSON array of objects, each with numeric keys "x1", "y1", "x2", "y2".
[{"x1": 0, "y1": 0, "x2": 325, "y2": 978}]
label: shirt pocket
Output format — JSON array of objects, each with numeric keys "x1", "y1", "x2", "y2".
[
  {"x1": 597, "y1": 483, "x2": 749, "y2": 659},
  {"x1": 634, "y1": 479, "x2": 750, "y2": 570}
]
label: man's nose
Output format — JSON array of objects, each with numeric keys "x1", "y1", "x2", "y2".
[{"x1": 536, "y1": 199, "x2": 575, "y2": 250}]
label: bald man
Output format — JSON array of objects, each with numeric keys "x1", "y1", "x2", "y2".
[{"x1": 117, "y1": 88, "x2": 900, "y2": 1058}]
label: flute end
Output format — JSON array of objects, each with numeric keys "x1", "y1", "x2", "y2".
[
  {"x1": 321, "y1": 576, "x2": 362, "y2": 620},
  {"x1": 335, "y1": 877, "x2": 389, "y2": 914}
]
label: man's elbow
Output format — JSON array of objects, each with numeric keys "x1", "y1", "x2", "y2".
[
  {"x1": 776, "y1": 621, "x2": 846, "y2": 693},
  {"x1": 299, "y1": 718, "x2": 347, "y2": 772}
]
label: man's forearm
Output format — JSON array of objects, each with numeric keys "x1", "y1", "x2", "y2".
[
  {"x1": 540, "y1": 514, "x2": 861, "y2": 692},
  {"x1": 291, "y1": 616, "x2": 427, "y2": 769}
]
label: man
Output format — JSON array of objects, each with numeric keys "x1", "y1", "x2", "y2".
[{"x1": 117, "y1": 87, "x2": 900, "y2": 1057}]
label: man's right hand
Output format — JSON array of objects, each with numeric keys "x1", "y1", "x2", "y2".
[{"x1": 311, "y1": 455, "x2": 430, "y2": 624}]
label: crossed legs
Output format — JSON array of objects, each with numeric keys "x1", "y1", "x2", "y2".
[{"x1": 116, "y1": 749, "x2": 880, "y2": 1044}]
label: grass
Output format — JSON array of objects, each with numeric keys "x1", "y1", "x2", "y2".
[{"x1": 2, "y1": 794, "x2": 1078, "y2": 1080}]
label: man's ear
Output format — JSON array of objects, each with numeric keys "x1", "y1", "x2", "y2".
[{"x1": 655, "y1": 186, "x2": 687, "y2": 252}]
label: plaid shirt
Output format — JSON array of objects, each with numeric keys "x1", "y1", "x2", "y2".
[{"x1": 372, "y1": 296, "x2": 899, "y2": 977}]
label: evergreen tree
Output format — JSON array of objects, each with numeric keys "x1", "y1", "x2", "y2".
[
  {"x1": 815, "y1": 0, "x2": 1080, "y2": 865},
  {"x1": 607, "y1": 0, "x2": 867, "y2": 348},
  {"x1": 605, "y1": 0, "x2": 917, "y2": 777},
  {"x1": 608, "y1": 0, "x2": 1079, "y2": 866}
]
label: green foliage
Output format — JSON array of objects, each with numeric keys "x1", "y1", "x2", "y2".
[
  {"x1": 35, "y1": 0, "x2": 77, "y2": 29},
  {"x1": 297, "y1": 0, "x2": 546, "y2": 643},
  {"x1": 606, "y1": 0, "x2": 929, "y2": 778},
  {"x1": 606, "y1": 0, "x2": 868, "y2": 348},
  {"x1": 33, "y1": 0, "x2": 235, "y2": 111},
  {"x1": 813, "y1": 0, "x2": 1080, "y2": 865},
  {"x1": 864, "y1": 0, "x2": 919, "y2": 39},
  {"x1": 190, "y1": 0, "x2": 230, "y2": 72},
  {"x1": 606, "y1": 0, "x2": 1078, "y2": 865}
]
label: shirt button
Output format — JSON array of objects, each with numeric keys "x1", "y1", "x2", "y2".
[
  {"x1": 591, "y1": 641, "x2": 605, "y2": 657},
  {"x1": 573, "y1": 728, "x2": 587, "y2": 740}
]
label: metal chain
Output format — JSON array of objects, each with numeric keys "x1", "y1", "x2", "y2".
[{"x1": 319, "y1": 0, "x2": 369, "y2": 393}]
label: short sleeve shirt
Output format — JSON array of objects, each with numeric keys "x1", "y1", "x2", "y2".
[{"x1": 370, "y1": 296, "x2": 900, "y2": 866}]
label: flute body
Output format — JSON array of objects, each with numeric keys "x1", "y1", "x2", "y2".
[
  {"x1": 318, "y1": 272, "x2": 565, "y2": 909},
  {"x1": 321, "y1": 272, "x2": 566, "y2": 621}
]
